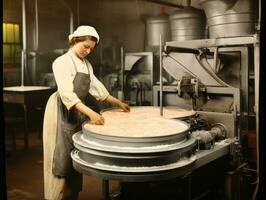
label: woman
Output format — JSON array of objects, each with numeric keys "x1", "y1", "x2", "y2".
[{"x1": 43, "y1": 25, "x2": 130, "y2": 200}]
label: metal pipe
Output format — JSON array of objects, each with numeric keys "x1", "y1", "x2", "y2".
[
  {"x1": 77, "y1": 0, "x2": 80, "y2": 26},
  {"x1": 34, "y1": 0, "x2": 39, "y2": 51},
  {"x1": 22, "y1": 0, "x2": 27, "y2": 51},
  {"x1": 118, "y1": 47, "x2": 124, "y2": 101},
  {"x1": 102, "y1": 180, "x2": 109, "y2": 200},
  {"x1": 21, "y1": 51, "x2": 25, "y2": 86},
  {"x1": 187, "y1": 173, "x2": 192, "y2": 200},
  {"x1": 70, "y1": 11, "x2": 74, "y2": 34},
  {"x1": 29, "y1": 0, "x2": 39, "y2": 85},
  {"x1": 21, "y1": 0, "x2": 27, "y2": 86},
  {"x1": 159, "y1": 34, "x2": 163, "y2": 116},
  {"x1": 59, "y1": 0, "x2": 74, "y2": 34},
  {"x1": 257, "y1": 0, "x2": 261, "y2": 31},
  {"x1": 252, "y1": 34, "x2": 260, "y2": 200},
  {"x1": 213, "y1": 47, "x2": 218, "y2": 73},
  {"x1": 121, "y1": 47, "x2": 124, "y2": 93},
  {"x1": 140, "y1": 83, "x2": 143, "y2": 106}
]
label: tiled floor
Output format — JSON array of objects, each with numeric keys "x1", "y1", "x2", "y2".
[{"x1": 5, "y1": 130, "x2": 119, "y2": 200}]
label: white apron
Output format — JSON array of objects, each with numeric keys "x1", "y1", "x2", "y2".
[{"x1": 43, "y1": 92, "x2": 65, "y2": 200}]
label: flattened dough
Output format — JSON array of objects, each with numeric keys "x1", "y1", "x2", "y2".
[{"x1": 84, "y1": 106, "x2": 194, "y2": 138}]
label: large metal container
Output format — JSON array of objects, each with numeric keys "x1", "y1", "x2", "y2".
[
  {"x1": 199, "y1": 0, "x2": 256, "y2": 38},
  {"x1": 169, "y1": 7, "x2": 207, "y2": 41},
  {"x1": 71, "y1": 107, "x2": 197, "y2": 179},
  {"x1": 145, "y1": 14, "x2": 171, "y2": 51}
]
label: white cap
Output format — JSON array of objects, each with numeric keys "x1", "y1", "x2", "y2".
[{"x1": 68, "y1": 25, "x2": 100, "y2": 43}]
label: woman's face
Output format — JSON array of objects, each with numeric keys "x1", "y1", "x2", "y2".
[{"x1": 73, "y1": 39, "x2": 97, "y2": 59}]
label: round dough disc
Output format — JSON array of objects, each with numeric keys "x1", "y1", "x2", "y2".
[{"x1": 84, "y1": 106, "x2": 193, "y2": 138}]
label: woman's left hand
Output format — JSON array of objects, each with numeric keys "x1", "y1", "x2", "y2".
[
  {"x1": 105, "y1": 95, "x2": 130, "y2": 112},
  {"x1": 118, "y1": 101, "x2": 130, "y2": 112}
]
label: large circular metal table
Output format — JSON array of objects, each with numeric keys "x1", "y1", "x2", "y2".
[{"x1": 71, "y1": 106, "x2": 196, "y2": 199}]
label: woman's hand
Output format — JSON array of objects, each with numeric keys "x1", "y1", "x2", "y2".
[
  {"x1": 105, "y1": 95, "x2": 130, "y2": 112},
  {"x1": 89, "y1": 112, "x2": 105, "y2": 125},
  {"x1": 118, "y1": 101, "x2": 130, "y2": 112},
  {"x1": 74, "y1": 102, "x2": 105, "y2": 125}
]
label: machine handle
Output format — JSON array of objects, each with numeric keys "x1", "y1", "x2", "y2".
[
  {"x1": 165, "y1": 46, "x2": 214, "y2": 56},
  {"x1": 165, "y1": 46, "x2": 200, "y2": 55}
]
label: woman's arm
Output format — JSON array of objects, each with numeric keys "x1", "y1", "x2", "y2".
[
  {"x1": 53, "y1": 56, "x2": 81, "y2": 110},
  {"x1": 86, "y1": 61, "x2": 130, "y2": 112},
  {"x1": 74, "y1": 102, "x2": 104, "y2": 125},
  {"x1": 74, "y1": 95, "x2": 130, "y2": 125},
  {"x1": 105, "y1": 95, "x2": 130, "y2": 112}
]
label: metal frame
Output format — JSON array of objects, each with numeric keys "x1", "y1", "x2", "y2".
[
  {"x1": 153, "y1": 85, "x2": 240, "y2": 112},
  {"x1": 165, "y1": 35, "x2": 259, "y2": 49}
]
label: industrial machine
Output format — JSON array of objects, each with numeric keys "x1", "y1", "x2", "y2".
[
  {"x1": 71, "y1": 35, "x2": 259, "y2": 200},
  {"x1": 71, "y1": 0, "x2": 260, "y2": 199},
  {"x1": 151, "y1": 35, "x2": 259, "y2": 199},
  {"x1": 123, "y1": 52, "x2": 154, "y2": 106}
]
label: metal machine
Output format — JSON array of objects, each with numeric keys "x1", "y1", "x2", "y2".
[
  {"x1": 151, "y1": 35, "x2": 259, "y2": 199},
  {"x1": 71, "y1": 37, "x2": 259, "y2": 200},
  {"x1": 101, "y1": 51, "x2": 159, "y2": 107},
  {"x1": 123, "y1": 52, "x2": 154, "y2": 106}
]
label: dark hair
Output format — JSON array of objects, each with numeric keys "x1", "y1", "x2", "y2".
[{"x1": 68, "y1": 35, "x2": 98, "y2": 47}]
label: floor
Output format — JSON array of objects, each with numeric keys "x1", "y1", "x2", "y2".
[{"x1": 5, "y1": 129, "x2": 119, "y2": 200}]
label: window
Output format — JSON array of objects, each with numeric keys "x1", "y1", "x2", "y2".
[{"x1": 3, "y1": 22, "x2": 21, "y2": 66}]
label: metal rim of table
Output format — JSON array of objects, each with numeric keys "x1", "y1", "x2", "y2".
[
  {"x1": 73, "y1": 131, "x2": 196, "y2": 153},
  {"x1": 71, "y1": 149, "x2": 196, "y2": 172}
]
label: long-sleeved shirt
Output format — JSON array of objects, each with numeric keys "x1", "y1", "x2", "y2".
[{"x1": 53, "y1": 49, "x2": 109, "y2": 110}]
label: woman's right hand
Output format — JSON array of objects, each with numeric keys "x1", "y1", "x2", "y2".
[
  {"x1": 89, "y1": 112, "x2": 105, "y2": 125},
  {"x1": 74, "y1": 102, "x2": 105, "y2": 125}
]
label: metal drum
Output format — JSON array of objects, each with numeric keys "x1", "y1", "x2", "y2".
[
  {"x1": 169, "y1": 7, "x2": 207, "y2": 41},
  {"x1": 71, "y1": 106, "x2": 197, "y2": 181},
  {"x1": 199, "y1": 0, "x2": 256, "y2": 38},
  {"x1": 145, "y1": 14, "x2": 171, "y2": 51}
]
